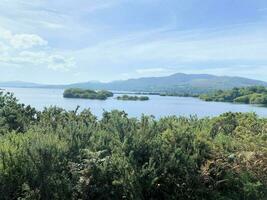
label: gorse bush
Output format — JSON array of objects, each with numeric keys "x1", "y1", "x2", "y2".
[
  {"x1": 0, "y1": 91, "x2": 37, "y2": 134},
  {"x1": 0, "y1": 92, "x2": 266, "y2": 199}
]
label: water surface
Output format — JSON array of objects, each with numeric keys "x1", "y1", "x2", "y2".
[{"x1": 3, "y1": 87, "x2": 267, "y2": 118}]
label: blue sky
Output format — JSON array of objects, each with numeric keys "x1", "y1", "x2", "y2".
[{"x1": 0, "y1": 0, "x2": 267, "y2": 84}]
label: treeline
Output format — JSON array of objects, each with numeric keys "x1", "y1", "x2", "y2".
[
  {"x1": 63, "y1": 88, "x2": 113, "y2": 100},
  {"x1": 0, "y1": 92, "x2": 267, "y2": 199},
  {"x1": 199, "y1": 86, "x2": 267, "y2": 104},
  {"x1": 116, "y1": 95, "x2": 149, "y2": 101}
]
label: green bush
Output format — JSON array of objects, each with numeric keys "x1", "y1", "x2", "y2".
[
  {"x1": 0, "y1": 92, "x2": 266, "y2": 199},
  {"x1": 0, "y1": 92, "x2": 37, "y2": 134}
]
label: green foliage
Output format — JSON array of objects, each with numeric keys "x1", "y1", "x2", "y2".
[
  {"x1": 200, "y1": 86, "x2": 267, "y2": 105},
  {"x1": 249, "y1": 94, "x2": 267, "y2": 104},
  {"x1": 116, "y1": 95, "x2": 149, "y2": 101},
  {"x1": 0, "y1": 92, "x2": 267, "y2": 199},
  {"x1": 0, "y1": 91, "x2": 37, "y2": 134},
  {"x1": 63, "y1": 88, "x2": 113, "y2": 100}
]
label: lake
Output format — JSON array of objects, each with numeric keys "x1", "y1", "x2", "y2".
[{"x1": 2, "y1": 87, "x2": 267, "y2": 118}]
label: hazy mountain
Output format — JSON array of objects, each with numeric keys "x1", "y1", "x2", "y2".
[
  {"x1": 60, "y1": 73, "x2": 267, "y2": 94},
  {"x1": 0, "y1": 81, "x2": 44, "y2": 88},
  {"x1": 1, "y1": 73, "x2": 267, "y2": 95}
]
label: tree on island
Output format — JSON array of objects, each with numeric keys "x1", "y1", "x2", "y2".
[
  {"x1": 199, "y1": 86, "x2": 267, "y2": 105},
  {"x1": 116, "y1": 95, "x2": 149, "y2": 101},
  {"x1": 63, "y1": 88, "x2": 113, "y2": 100}
]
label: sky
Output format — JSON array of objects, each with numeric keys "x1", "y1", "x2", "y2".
[{"x1": 0, "y1": 0, "x2": 267, "y2": 84}]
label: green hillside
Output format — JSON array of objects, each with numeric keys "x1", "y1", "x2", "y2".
[{"x1": 200, "y1": 86, "x2": 267, "y2": 105}]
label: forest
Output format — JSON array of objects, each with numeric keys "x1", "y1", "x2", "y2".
[
  {"x1": 116, "y1": 95, "x2": 149, "y2": 101},
  {"x1": 63, "y1": 88, "x2": 113, "y2": 100},
  {"x1": 199, "y1": 86, "x2": 267, "y2": 105},
  {"x1": 0, "y1": 91, "x2": 267, "y2": 200}
]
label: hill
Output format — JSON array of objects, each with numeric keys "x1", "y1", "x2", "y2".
[
  {"x1": 60, "y1": 73, "x2": 267, "y2": 95},
  {"x1": 0, "y1": 81, "x2": 44, "y2": 88},
  {"x1": 1, "y1": 73, "x2": 267, "y2": 95}
]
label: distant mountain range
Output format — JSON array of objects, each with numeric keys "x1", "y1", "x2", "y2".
[
  {"x1": 0, "y1": 81, "x2": 43, "y2": 88},
  {"x1": 1, "y1": 73, "x2": 267, "y2": 95}
]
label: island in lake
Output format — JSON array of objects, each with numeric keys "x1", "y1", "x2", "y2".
[
  {"x1": 199, "y1": 86, "x2": 267, "y2": 105},
  {"x1": 116, "y1": 95, "x2": 149, "y2": 101},
  {"x1": 63, "y1": 88, "x2": 113, "y2": 100}
]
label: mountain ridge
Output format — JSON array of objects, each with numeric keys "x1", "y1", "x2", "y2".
[{"x1": 1, "y1": 73, "x2": 267, "y2": 95}]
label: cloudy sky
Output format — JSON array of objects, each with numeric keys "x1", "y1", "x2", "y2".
[{"x1": 0, "y1": 0, "x2": 267, "y2": 84}]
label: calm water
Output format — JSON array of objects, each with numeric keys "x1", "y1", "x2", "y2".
[{"x1": 3, "y1": 87, "x2": 267, "y2": 118}]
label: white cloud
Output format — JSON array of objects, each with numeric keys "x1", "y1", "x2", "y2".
[
  {"x1": 0, "y1": 28, "x2": 75, "y2": 71},
  {"x1": 0, "y1": 0, "x2": 267, "y2": 83},
  {"x1": 74, "y1": 22, "x2": 267, "y2": 67},
  {"x1": 10, "y1": 34, "x2": 47, "y2": 49},
  {"x1": 78, "y1": 0, "x2": 122, "y2": 12},
  {"x1": 0, "y1": 41, "x2": 9, "y2": 53},
  {"x1": 136, "y1": 68, "x2": 172, "y2": 74},
  {"x1": 0, "y1": 29, "x2": 47, "y2": 49},
  {"x1": 37, "y1": 21, "x2": 65, "y2": 29},
  {"x1": 47, "y1": 55, "x2": 75, "y2": 71}
]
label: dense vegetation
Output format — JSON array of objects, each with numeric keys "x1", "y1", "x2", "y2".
[
  {"x1": 116, "y1": 95, "x2": 149, "y2": 101},
  {"x1": 200, "y1": 86, "x2": 267, "y2": 105},
  {"x1": 63, "y1": 88, "x2": 113, "y2": 100},
  {"x1": 160, "y1": 92, "x2": 199, "y2": 97},
  {"x1": 0, "y1": 91, "x2": 267, "y2": 199}
]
